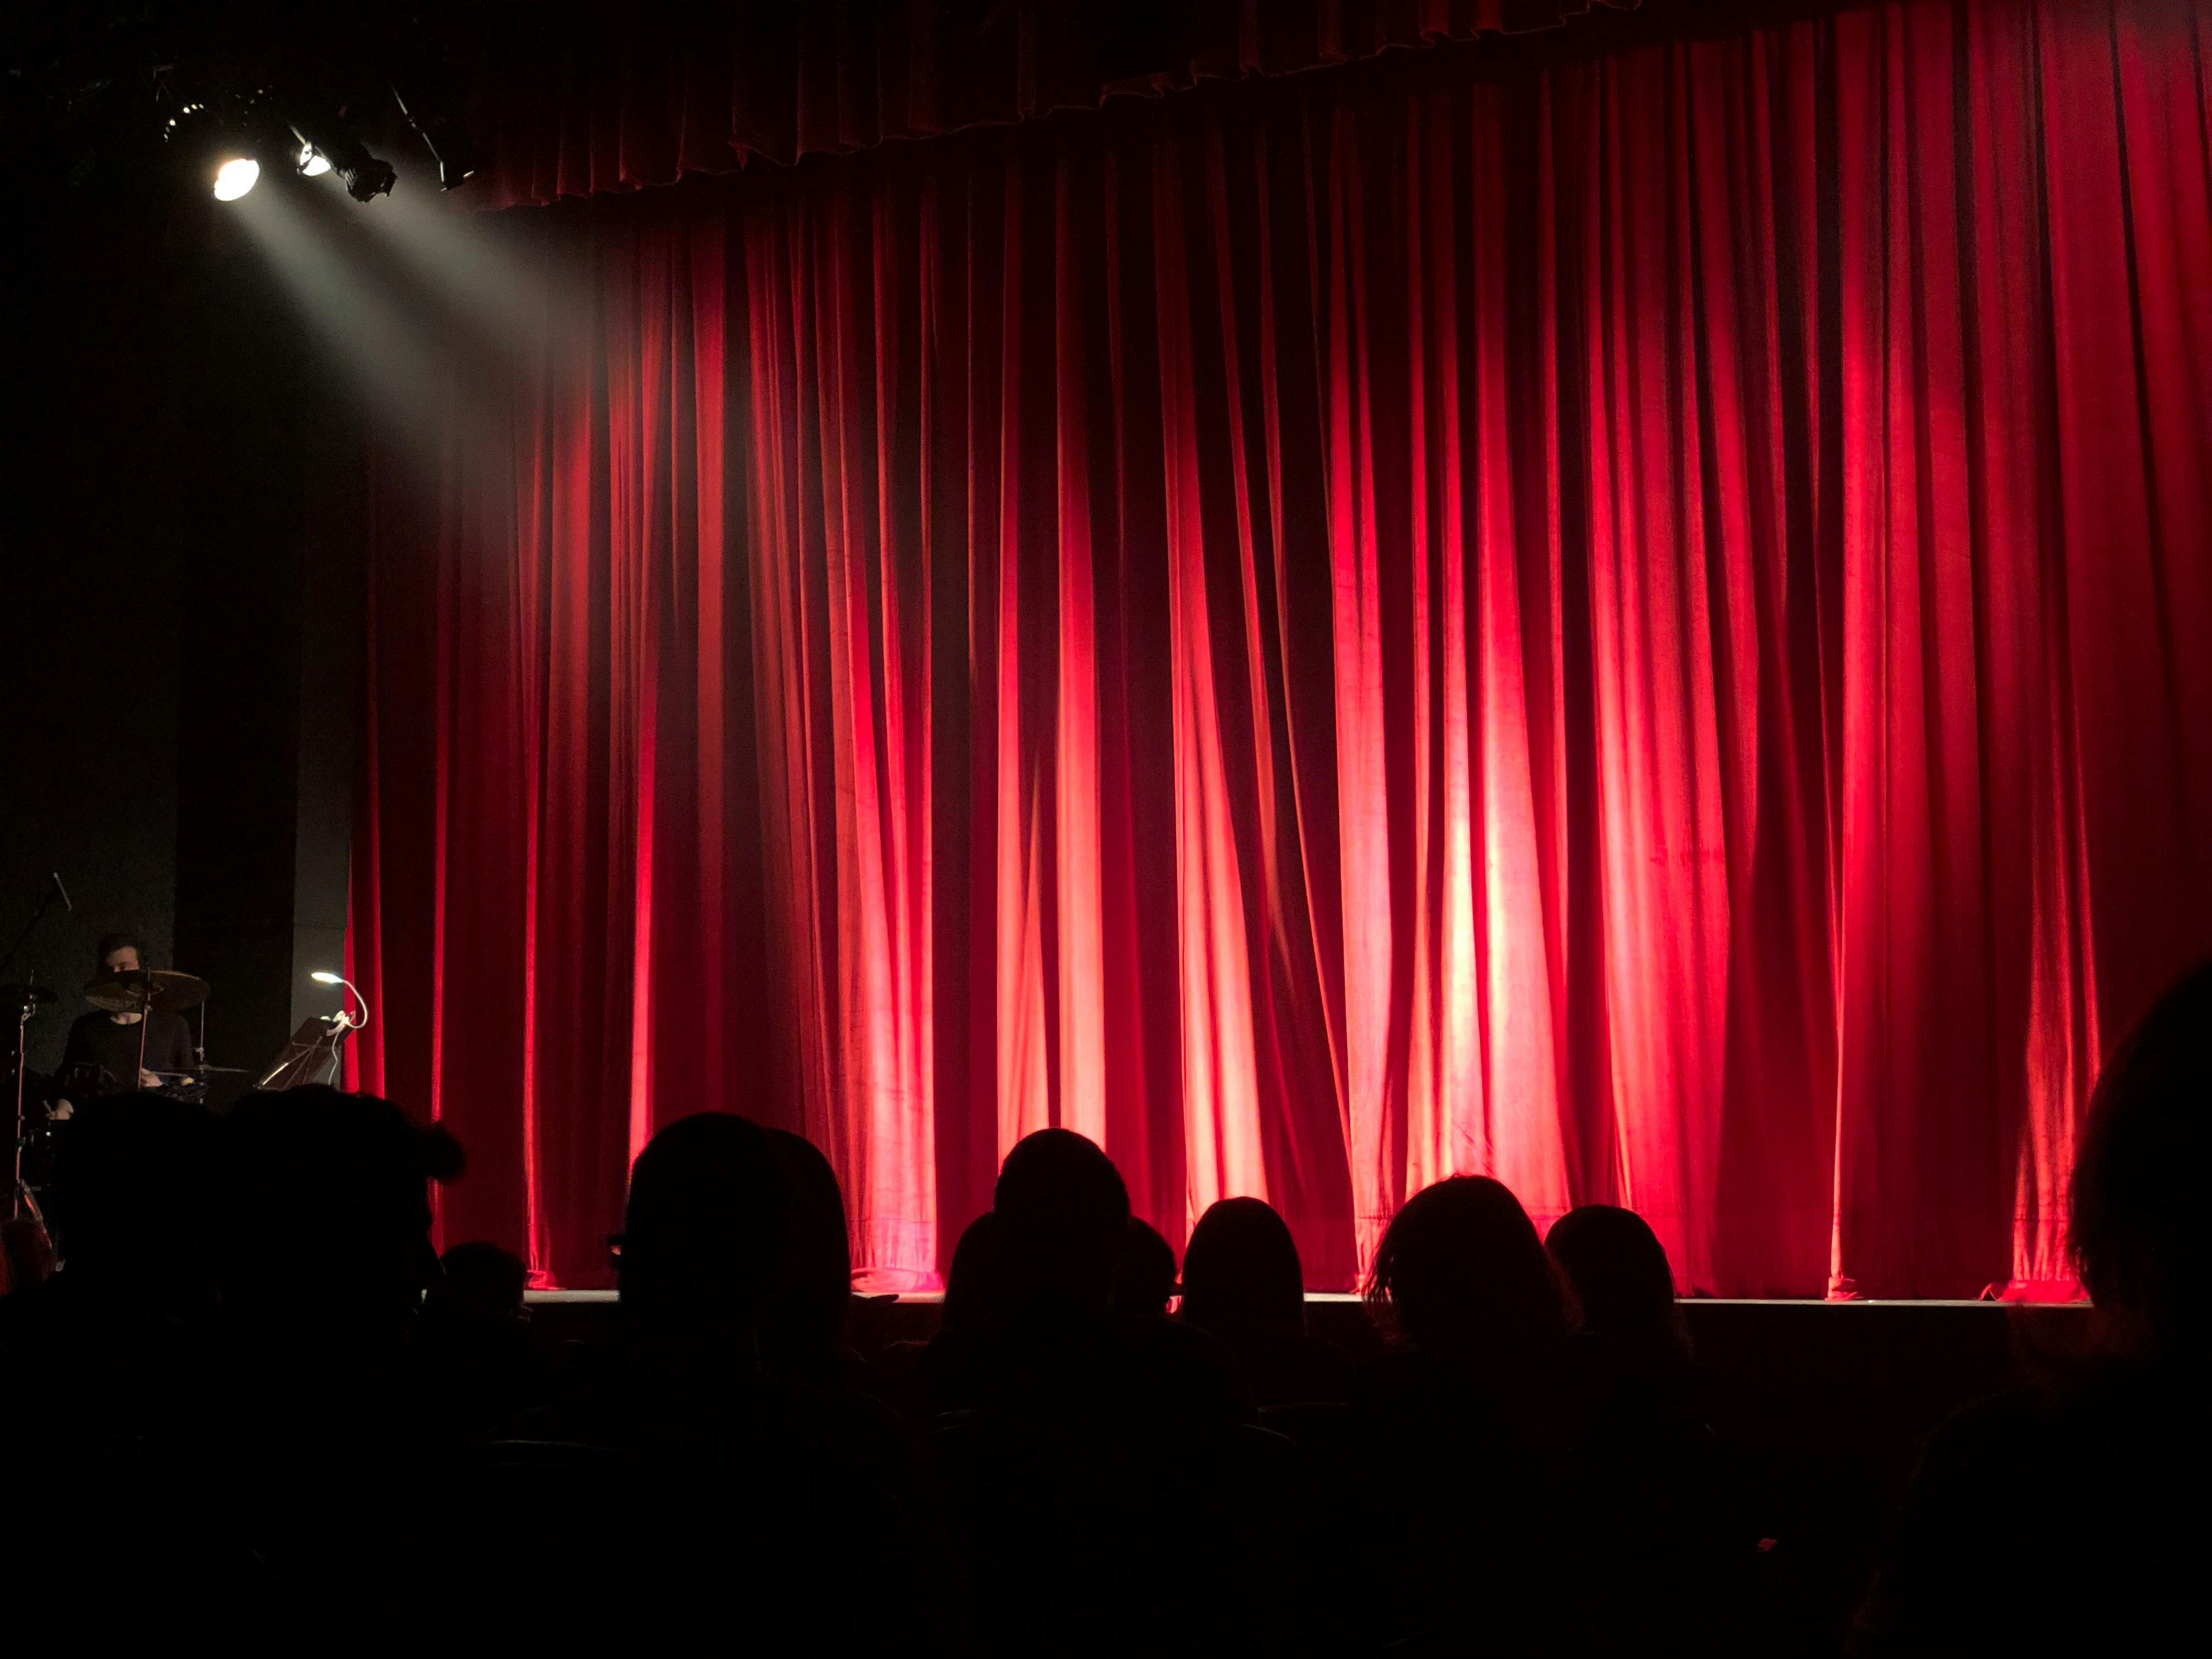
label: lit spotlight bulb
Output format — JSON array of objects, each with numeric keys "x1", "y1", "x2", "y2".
[
  {"x1": 299, "y1": 143, "x2": 331, "y2": 178},
  {"x1": 311, "y1": 972, "x2": 342, "y2": 985},
  {"x1": 213, "y1": 157, "x2": 260, "y2": 201}
]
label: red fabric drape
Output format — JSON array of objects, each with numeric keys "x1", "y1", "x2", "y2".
[
  {"x1": 351, "y1": 0, "x2": 2212, "y2": 1295},
  {"x1": 470, "y1": 0, "x2": 1634, "y2": 210}
]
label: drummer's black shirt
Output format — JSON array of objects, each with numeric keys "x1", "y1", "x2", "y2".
[{"x1": 59, "y1": 1009, "x2": 195, "y2": 1093}]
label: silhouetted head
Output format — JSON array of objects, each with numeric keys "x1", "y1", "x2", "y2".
[
  {"x1": 45, "y1": 1091, "x2": 218, "y2": 1307},
  {"x1": 1365, "y1": 1176, "x2": 1568, "y2": 1358},
  {"x1": 1547, "y1": 1204, "x2": 1689, "y2": 1363},
  {"x1": 217, "y1": 1086, "x2": 463, "y2": 1343},
  {"x1": 1181, "y1": 1197, "x2": 1307, "y2": 1353},
  {"x1": 760, "y1": 1128, "x2": 853, "y2": 1373},
  {"x1": 943, "y1": 1211, "x2": 1005, "y2": 1331},
  {"x1": 992, "y1": 1128, "x2": 1130, "y2": 1314},
  {"x1": 620, "y1": 1112, "x2": 787, "y2": 1340},
  {"x1": 1111, "y1": 1216, "x2": 1178, "y2": 1321},
  {"x1": 2071, "y1": 962, "x2": 2212, "y2": 1353},
  {"x1": 428, "y1": 1240, "x2": 528, "y2": 1325}
]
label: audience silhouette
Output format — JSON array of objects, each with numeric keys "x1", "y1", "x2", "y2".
[
  {"x1": 1857, "y1": 962, "x2": 2212, "y2": 1655},
  {"x1": 1111, "y1": 1214, "x2": 1178, "y2": 1320},
  {"x1": 942, "y1": 1208, "x2": 1005, "y2": 1331},
  {"x1": 1548, "y1": 1203, "x2": 1689, "y2": 1363},
  {"x1": 1357, "y1": 1176, "x2": 1589, "y2": 1650},
  {"x1": 913, "y1": 1128, "x2": 1260, "y2": 1652},
  {"x1": 4, "y1": 1092, "x2": 245, "y2": 1644},
  {"x1": 416, "y1": 1239, "x2": 533, "y2": 1445},
  {"x1": 10, "y1": 960, "x2": 2200, "y2": 1656},
  {"x1": 494, "y1": 1110, "x2": 906, "y2": 1649},
  {"x1": 1181, "y1": 1195, "x2": 1354, "y2": 1407},
  {"x1": 208, "y1": 1086, "x2": 466, "y2": 1637},
  {"x1": 761, "y1": 1125, "x2": 867, "y2": 1389},
  {"x1": 1549, "y1": 1203, "x2": 1770, "y2": 1654}
]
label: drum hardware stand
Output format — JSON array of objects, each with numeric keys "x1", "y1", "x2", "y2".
[
  {"x1": 8, "y1": 979, "x2": 52, "y2": 1229},
  {"x1": 1, "y1": 878, "x2": 67, "y2": 1230}
]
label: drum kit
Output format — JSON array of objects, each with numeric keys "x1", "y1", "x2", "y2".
[{"x1": 4, "y1": 967, "x2": 255, "y2": 1225}]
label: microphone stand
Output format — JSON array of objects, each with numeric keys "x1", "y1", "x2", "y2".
[{"x1": 0, "y1": 876, "x2": 66, "y2": 984}]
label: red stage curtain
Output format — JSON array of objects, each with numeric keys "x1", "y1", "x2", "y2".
[
  {"x1": 470, "y1": 0, "x2": 1634, "y2": 210},
  {"x1": 349, "y1": 0, "x2": 2212, "y2": 1295}
]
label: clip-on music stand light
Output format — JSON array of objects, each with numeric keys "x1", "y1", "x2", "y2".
[{"x1": 256, "y1": 972, "x2": 369, "y2": 1090}]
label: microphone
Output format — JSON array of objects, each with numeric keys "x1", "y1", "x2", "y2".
[{"x1": 52, "y1": 872, "x2": 71, "y2": 911}]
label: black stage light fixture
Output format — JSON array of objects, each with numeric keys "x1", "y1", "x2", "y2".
[
  {"x1": 162, "y1": 94, "x2": 273, "y2": 202},
  {"x1": 287, "y1": 109, "x2": 396, "y2": 202},
  {"x1": 391, "y1": 82, "x2": 479, "y2": 191}
]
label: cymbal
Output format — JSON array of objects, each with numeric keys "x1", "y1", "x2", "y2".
[
  {"x1": 1, "y1": 983, "x2": 57, "y2": 1008},
  {"x1": 84, "y1": 968, "x2": 211, "y2": 1015}
]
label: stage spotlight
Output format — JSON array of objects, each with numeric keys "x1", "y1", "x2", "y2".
[
  {"x1": 168, "y1": 97, "x2": 274, "y2": 202},
  {"x1": 299, "y1": 143, "x2": 332, "y2": 177},
  {"x1": 213, "y1": 156, "x2": 261, "y2": 200},
  {"x1": 311, "y1": 972, "x2": 342, "y2": 984},
  {"x1": 343, "y1": 156, "x2": 398, "y2": 202},
  {"x1": 288, "y1": 117, "x2": 397, "y2": 203}
]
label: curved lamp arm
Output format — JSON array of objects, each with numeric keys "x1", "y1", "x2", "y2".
[{"x1": 309, "y1": 970, "x2": 371, "y2": 1034}]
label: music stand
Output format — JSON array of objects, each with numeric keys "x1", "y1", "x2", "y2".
[{"x1": 256, "y1": 1018, "x2": 350, "y2": 1091}]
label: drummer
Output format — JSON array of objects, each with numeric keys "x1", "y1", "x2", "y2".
[{"x1": 54, "y1": 933, "x2": 196, "y2": 1111}]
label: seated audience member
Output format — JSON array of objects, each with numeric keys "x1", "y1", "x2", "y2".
[
  {"x1": 1357, "y1": 1176, "x2": 1596, "y2": 1652},
  {"x1": 216, "y1": 1086, "x2": 464, "y2": 1350},
  {"x1": 13, "y1": 1093, "x2": 221, "y2": 1431},
  {"x1": 1548, "y1": 1203, "x2": 1769, "y2": 1652},
  {"x1": 1179, "y1": 1197, "x2": 1362, "y2": 1650},
  {"x1": 759, "y1": 1126, "x2": 868, "y2": 1391},
  {"x1": 493, "y1": 1111, "x2": 905, "y2": 1649},
  {"x1": 1180, "y1": 1196, "x2": 1353, "y2": 1406},
  {"x1": 1, "y1": 1093, "x2": 253, "y2": 1644},
  {"x1": 872, "y1": 1209, "x2": 1002, "y2": 1415},
  {"x1": 942, "y1": 1208, "x2": 1005, "y2": 1331},
  {"x1": 1857, "y1": 963, "x2": 2212, "y2": 1656},
  {"x1": 26, "y1": 1091, "x2": 221, "y2": 1341},
  {"x1": 1111, "y1": 1215, "x2": 1179, "y2": 1321},
  {"x1": 416, "y1": 1239, "x2": 534, "y2": 1445},
  {"x1": 427, "y1": 1238, "x2": 529, "y2": 1325},
  {"x1": 1546, "y1": 1204, "x2": 1689, "y2": 1365},
  {"x1": 206, "y1": 1087, "x2": 465, "y2": 1633},
  {"x1": 917, "y1": 1128, "x2": 1242, "y2": 1429},
  {"x1": 15, "y1": 1091, "x2": 225, "y2": 1471},
  {"x1": 913, "y1": 1130, "x2": 1259, "y2": 1652}
]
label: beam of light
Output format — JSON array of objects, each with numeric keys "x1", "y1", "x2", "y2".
[
  {"x1": 228, "y1": 176, "x2": 499, "y2": 493},
  {"x1": 353, "y1": 161, "x2": 596, "y2": 385},
  {"x1": 213, "y1": 157, "x2": 260, "y2": 200}
]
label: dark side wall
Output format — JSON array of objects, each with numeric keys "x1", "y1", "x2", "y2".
[{"x1": 0, "y1": 151, "x2": 356, "y2": 1080}]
